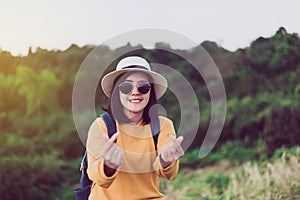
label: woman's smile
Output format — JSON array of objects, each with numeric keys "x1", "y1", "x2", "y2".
[{"x1": 129, "y1": 98, "x2": 143, "y2": 104}]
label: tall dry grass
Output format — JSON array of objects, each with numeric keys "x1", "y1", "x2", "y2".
[
  {"x1": 162, "y1": 148, "x2": 300, "y2": 200},
  {"x1": 225, "y1": 148, "x2": 300, "y2": 200}
]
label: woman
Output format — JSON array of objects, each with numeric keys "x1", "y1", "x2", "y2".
[{"x1": 86, "y1": 56, "x2": 184, "y2": 199}]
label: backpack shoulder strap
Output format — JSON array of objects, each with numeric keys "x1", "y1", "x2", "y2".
[
  {"x1": 150, "y1": 116, "x2": 160, "y2": 152},
  {"x1": 79, "y1": 112, "x2": 116, "y2": 187},
  {"x1": 100, "y1": 112, "x2": 117, "y2": 139}
]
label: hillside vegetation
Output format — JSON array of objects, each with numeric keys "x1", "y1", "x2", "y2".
[{"x1": 0, "y1": 27, "x2": 299, "y2": 199}]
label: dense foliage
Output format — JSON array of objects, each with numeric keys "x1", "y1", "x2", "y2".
[{"x1": 0, "y1": 27, "x2": 299, "y2": 199}]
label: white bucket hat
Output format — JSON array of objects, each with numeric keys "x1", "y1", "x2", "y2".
[{"x1": 101, "y1": 56, "x2": 168, "y2": 99}]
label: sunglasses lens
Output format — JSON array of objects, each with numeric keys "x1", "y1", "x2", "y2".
[
  {"x1": 119, "y1": 82, "x2": 132, "y2": 94},
  {"x1": 138, "y1": 82, "x2": 151, "y2": 94}
]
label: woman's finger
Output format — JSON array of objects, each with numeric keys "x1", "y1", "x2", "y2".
[
  {"x1": 176, "y1": 136, "x2": 184, "y2": 144},
  {"x1": 108, "y1": 132, "x2": 120, "y2": 143},
  {"x1": 101, "y1": 132, "x2": 120, "y2": 155},
  {"x1": 161, "y1": 149, "x2": 169, "y2": 162},
  {"x1": 104, "y1": 147, "x2": 122, "y2": 168},
  {"x1": 170, "y1": 135, "x2": 184, "y2": 147},
  {"x1": 116, "y1": 150, "x2": 123, "y2": 166},
  {"x1": 169, "y1": 135, "x2": 184, "y2": 155}
]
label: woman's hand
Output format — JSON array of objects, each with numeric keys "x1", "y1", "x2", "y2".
[
  {"x1": 100, "y1": 132, "x2": 123, "y2": 176},
  {"x1": 160, "y1": 135, "x2": 184, "y2": 168}
]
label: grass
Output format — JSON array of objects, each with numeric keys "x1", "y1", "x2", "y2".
[{"x1": 160, "y1": 147, "x2": 300, "y2": 200}]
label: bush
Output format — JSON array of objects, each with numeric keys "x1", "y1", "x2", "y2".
[
  {"x1": 0, "y1": 154, "x2": 68, "y2": 200},
  {"x1": 261, "y1": 106, "x2": 300, "y2": 157}
]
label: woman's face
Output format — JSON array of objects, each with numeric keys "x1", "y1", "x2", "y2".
[{"x1": 119, "y1": 72, "x2": 151, "y2": 115}]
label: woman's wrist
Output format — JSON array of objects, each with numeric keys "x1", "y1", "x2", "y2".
[
  {"x1": 159, "y1": 154, "x2": 171, "y2": 168},
  {"x1": 104, "y1": 164, "x2": 117, "y2": 177}
]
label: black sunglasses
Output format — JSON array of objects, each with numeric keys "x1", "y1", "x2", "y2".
[{"x1": 118, "y1": 81, "x2": 151, "y2": 94}]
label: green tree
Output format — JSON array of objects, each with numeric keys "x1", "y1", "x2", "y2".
[{"x1": 15, "y1": 66, "x2": 61, "y2": 116}]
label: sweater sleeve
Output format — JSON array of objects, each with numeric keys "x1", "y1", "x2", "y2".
[
  {"x1": 153, "y1": 117, "x2": 179, "y2": 180},
  {"x1": 86, "y1": 118, "x2": 119, "y2": 188}
]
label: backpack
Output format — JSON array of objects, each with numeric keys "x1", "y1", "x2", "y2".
[{"x1": 74, "y1": 112, "x2": 160, "y2": 200}]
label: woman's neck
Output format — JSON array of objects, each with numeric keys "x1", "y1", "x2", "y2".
[{"x1": 124, "y1": 109, "x2": 143, "y2": 125}]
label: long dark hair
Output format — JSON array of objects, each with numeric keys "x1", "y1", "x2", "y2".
[{"x1": 105, "y1": 71, "x2": 158, "y2": 124}]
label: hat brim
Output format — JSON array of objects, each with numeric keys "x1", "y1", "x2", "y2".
[{"x1": 101, "y1": 68, "x2": 168, "y2": 99}]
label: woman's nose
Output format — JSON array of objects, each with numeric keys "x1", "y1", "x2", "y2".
[{"x1": 131, "y1": 85, "x2": 140, "y2": 94}]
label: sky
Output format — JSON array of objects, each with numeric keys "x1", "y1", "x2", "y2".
[{"x1": 0, "y1": 0, "x2": 300, "y2": 56}]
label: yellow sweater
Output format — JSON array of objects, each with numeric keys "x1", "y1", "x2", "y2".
[{"x1": 86, "y1": 116, "x2": 179, "y2": 200}]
